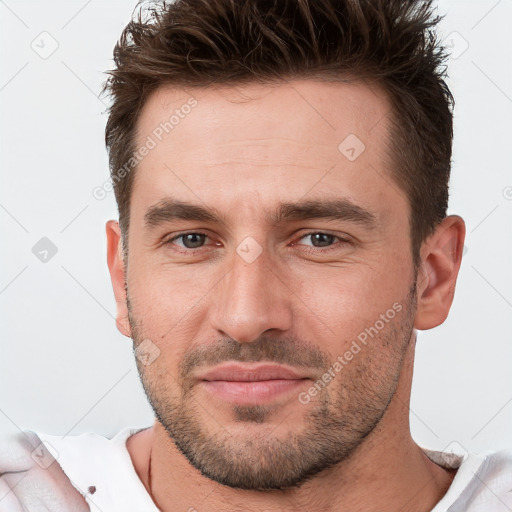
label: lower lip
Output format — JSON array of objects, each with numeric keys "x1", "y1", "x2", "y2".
[{"x1": 201, "y1": 379, "x2": 308, "y2": 404}]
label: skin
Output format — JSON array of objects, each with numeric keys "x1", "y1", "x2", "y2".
[{"x1": 106, "y1": 79, "x2": 465, "y2": 511}]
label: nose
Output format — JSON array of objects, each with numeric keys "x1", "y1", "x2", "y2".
[{"x1": 209, "y1": 242, "x2": 293, "y2": 343}]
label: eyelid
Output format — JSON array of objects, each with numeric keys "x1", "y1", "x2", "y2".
[
  {"x1": 165, "y1": 230, "x2": 213, "y2": 247},
  {"x1": 293, "y1": 231, "x2": 353, "y2": 250},
  {"x1": 164, "y1": 230, "x2": 352, "y2": 253}
]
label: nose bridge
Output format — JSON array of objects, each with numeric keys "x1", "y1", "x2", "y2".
[{"x1": 210, "y1": 240, "x2": 292, "y2": 343}]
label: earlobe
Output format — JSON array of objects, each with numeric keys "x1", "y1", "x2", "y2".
[
  {"x1": 414, "y1": 215, "x2": 466, "y2": 331},
  {"x1": 106, "y1": 220, "x2": 132, "y2": 338}
]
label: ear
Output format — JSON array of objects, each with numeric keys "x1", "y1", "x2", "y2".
[
  {"x1": 106, "y1": 220, "x2": 132, "y2": 338},
  {"x1": 414, "y1": 215, "x2": 466, "y2": 330}
]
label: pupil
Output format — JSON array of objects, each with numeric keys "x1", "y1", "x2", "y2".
[
  {"x1": 184, "y1": 233, "x2": 205, "y2": 248},
  {"x1": 312, "y1": 233, "x2": 333, "y2": 247},
  {"x1": 180, "y1": 233, "x2": 334, "y2": 249}
]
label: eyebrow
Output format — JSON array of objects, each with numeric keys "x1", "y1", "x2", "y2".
[{"x1": 144, "y1": 197, "x2": 377, "y2": 230}]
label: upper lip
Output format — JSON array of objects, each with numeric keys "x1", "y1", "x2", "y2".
[{"x1": 197, "y1": 363, "x2": 310, "y2": 382}]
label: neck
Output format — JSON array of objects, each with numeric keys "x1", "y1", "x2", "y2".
[{"x1": 127, "y1": 341, "x2": 456, "y2": 512}]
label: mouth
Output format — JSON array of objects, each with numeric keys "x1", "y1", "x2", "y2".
[{"x1": 196, "y1": 363, "x2": 311, "y2": 405}]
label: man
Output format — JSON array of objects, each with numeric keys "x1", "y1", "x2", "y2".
[{"x1": 1, "y1": 0, "x2": 511, "y2": 511}]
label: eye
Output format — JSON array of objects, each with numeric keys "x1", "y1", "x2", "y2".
[
  {"x1": 162, "y1": 230, "x2": 351, "y2": 255},
  {"x1": 166, "y1": 232, "x2": 211, "y2": 250},
  {"x1": 295, "y1": 232, "x2": 351, "y2": 251}
]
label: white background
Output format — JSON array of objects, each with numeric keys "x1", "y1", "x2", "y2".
[{"x1": 0, "y1": 0, "x2": 511, "y2": 457}]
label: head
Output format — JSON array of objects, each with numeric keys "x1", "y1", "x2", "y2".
[{"x1": 104, "y1": 0, "x2": 465, "y2": 491}]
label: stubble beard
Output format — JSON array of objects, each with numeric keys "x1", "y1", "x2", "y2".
[{"x1": 128, "y1": 283, "x2": 417, "y2": 490}]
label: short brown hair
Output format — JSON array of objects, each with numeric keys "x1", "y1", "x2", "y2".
[{"x1": 102, "y1": 0, "x2": 454, "y2": 266}]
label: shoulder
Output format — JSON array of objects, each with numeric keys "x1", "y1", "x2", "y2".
[
  {"x1": 481, "y1": 448, "x2": 512, "y2": 472},
  {"x1": 32, "y1": 426, "x2": 142, "y2": 486},
  {"x1": 33, "y1": 426, "x2": 158, "y2": 512},
  {"x1": 0, "y1": 429, "x2": 90, "y2": 511},
  {"x1": 0, "y1": 429, "x2": 63, "y2": 478},
  {"x1": 36, "y1": 428, "x2": 134, "y2": 462},
  {"x1": 431, "y1": 448, "x2": 512, "y2": 512},
  {"x1": 469, "y1": 449, "x2": 512, "y2": 504},
  {"x1": 464, "y1": 449, "x2": 512, "y2": 512}
]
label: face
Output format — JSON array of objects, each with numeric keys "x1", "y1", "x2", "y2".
[{"x1": 121, "y1": 79, "x2": 419, "y2": 490}]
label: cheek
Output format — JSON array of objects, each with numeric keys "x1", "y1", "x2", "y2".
[
  {"x1": 127, "y1": 260, "x2": 211, "y2": 325},
  {"x1": 298, "y1": 261, "x2": 407, "y2": 322},
  {"x1": 292, "y1": 266, "x2": 411, "y2": 364}
]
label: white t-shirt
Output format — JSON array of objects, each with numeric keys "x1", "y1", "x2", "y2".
[{"x1": 28, "y1": 427, "x2": 512, "y2": 512}]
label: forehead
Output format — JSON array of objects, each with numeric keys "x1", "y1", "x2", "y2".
[
  {"x1": 131, "y1": 79, "x2": 407, "y2": 225},
  {"x1": 135, "y1": 78, "x2": 389, "y2": 159}
]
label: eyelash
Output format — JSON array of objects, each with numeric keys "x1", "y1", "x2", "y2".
[{"x1": 163, "y1": 231, "x2": 352, "y2": 255}]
